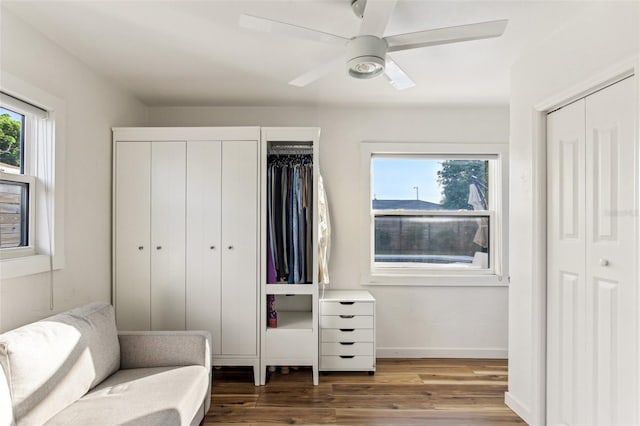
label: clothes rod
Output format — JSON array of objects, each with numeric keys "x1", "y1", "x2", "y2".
[
  {"x1": 269, "y1": 144, "x2": 312, "y2": 150},
  {"x1": 268, "y1": 150, "x2": 313, "y2": 156}
]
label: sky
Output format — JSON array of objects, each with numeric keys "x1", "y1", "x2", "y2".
[
  {"x1": 372, "y1": 158, "x2": 442, "y2": 203},
  {"x1": 0, "y1": 106, "x2": 23, "y2": 121}
]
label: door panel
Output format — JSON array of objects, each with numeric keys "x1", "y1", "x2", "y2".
[
  {"x1": 186, "y1": 141, "x2": 222, "y2": 355},
  {"x1": 547, "y1": 99, "x2": 586, "y2": 426},
  {"x1": 115, "y1": 142, "x2": 151, "y2": 330},
  {"x1": 151, "y1": 142, "x2": 186, "y2": 331},
  {"x1": 558, "y1": 272, "x2": 579, "y2": 426},
  {"x1": 221, "y1": 140, "x2": 258, "y2": 356},
  {"x1": 585, "y1": 76, "x2": 636, "y2": 425}
]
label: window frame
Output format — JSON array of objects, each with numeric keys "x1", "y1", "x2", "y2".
[
  {"x1": 0, "y1": 73, "x2": 66, "y2": 279},
  {"x1": 360, "y1": 141, "x2": 508, "y2": 287}
]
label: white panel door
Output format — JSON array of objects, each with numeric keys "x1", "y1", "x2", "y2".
[
  {"x1": 547, "y1": 99, "x2": 587, "y2": 426},
  {"x1": 584, "y1": 76, "x2": 637, "y2": 426},
  {"x1": 186, "y1": 141, "x2": 222, "y2": 355},
  {"x1": 115, "y1": 142, "x2": 151, "y2": 330},
  {"x1": 547, "y1": 76, "x2": 637, "y2": 426},
  {"x1": 151, "y1": 142, "x2": 186, "y2": 331},
  {"x1": 221, "y1": 140, "x2": 258, "y2": 356}
]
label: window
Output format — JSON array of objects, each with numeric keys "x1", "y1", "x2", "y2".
[
  {"x1": 0, "y1": 75, "x2": 65, "y2": 278},
  {"x1": 361, "y1": 142, "x2": 508, "y2": 286},
  {"x1": 0, "y1": 102, "x2": 37, "y2": 254}
]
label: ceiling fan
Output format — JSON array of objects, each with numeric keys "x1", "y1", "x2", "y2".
[{"x1": 239, "y1": 0, "x2": 508, "y2": 90}]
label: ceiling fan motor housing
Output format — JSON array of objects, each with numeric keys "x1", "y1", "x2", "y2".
[{"x1": 346, "y1": 35, "x2": 388, "y2": 79}]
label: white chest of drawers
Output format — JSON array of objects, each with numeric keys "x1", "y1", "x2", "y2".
[{"x1": 319, "y1": 290, "x2": 375, "y2": 374}]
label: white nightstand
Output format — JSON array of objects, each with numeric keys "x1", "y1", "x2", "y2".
[{"x1": 319, "y1": 290, "x2": 376, "y2": 374}]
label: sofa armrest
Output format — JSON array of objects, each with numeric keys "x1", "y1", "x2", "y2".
[{"x1": 118, "y1": 331, "x2": 211, "y2": 371}]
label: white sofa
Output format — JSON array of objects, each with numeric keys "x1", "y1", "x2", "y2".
[{"x1": 0, "y1": 303, "x2": 211, "y2": 426}]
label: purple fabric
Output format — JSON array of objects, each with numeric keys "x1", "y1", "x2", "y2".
[{"x1": 267, "y1": 230, "x2": 277, "y2": 283}]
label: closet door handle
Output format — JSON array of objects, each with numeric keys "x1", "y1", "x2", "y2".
[
  {"x1": 339, "y1": 355, "x2": 355, "y2": 359},
  {"x1": 339, "y1": 315, "x2": 354, "y2": 319},
  {"x1": 210, "y1": 246, "x2": 216, "y2": 250},
  {"x1": 339, "y1": 302, "x2": 355, "y2": 305},
  {"x1": 138, "y1": 246, "x2": 144, "y2": 250},
  {"x1": 339, "y1": 342, "x2": 355, "y2": 346},
  {"x1": 228, "y1": 245, "x2": 234, "y2": 250},
  {"x1": 339, "y1": 329, "x2": 355, "y2": 332},
  {"x1": 156, "y1": 246, "x2": 162, "y2": 250}
]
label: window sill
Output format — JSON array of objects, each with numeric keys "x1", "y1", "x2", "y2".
[
  {"x1": 0, "y1": 254, "x2": 64, "y2": 280},
  {"x1": 363, "y1": 273, "x2": 508, "y2": 287}
]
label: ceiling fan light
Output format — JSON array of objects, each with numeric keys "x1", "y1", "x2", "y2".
[
  {"x1": 347, "y1": 56, "x2": 385, "y2": 79},
  {"x1": 346, "y1": 35, "x2": 388, "y2": 80}
]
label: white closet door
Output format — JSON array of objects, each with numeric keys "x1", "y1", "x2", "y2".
[
  {"x1": 221, "y1": 140, "x2": 258, "y2": 356},
  {"x1": 151, "y1": 142, "x2": 186, "y2": 330},
  {"x1": 115, "y1": 142, "x2": 151, "y2": 330},
  {"x1": 547, "y1": 99, "x2": 587, "y2": 426},
  {"x1": 547, "y1": 76, "x2": 637, "y2": 426},
  {"x1": 584, "y1": 76, "x2": 637, "y2": 426},
  {"x1": 186, "y1": 141, "x2": 222, "y2": 355}
]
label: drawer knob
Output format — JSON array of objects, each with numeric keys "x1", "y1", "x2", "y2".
[
  {"x1": 339, "y1": 329, "x2": 355, "y2": 332},
  {"x1": 339, "y1": 315, "x2": 355, "y2": 319},
  {"x1": 340, "y1": 302, "x2": 355, "y2": 305},
  {"x1": 339, "y1": 342, "x2": 355, "y2": 346},
  {"x1": 339, "y1": 355, "x2": 355, "y2": 359}
]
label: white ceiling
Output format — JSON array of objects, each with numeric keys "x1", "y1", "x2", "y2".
[{"x1": 4, "y1": 1, "x2": 596, "y2": 107}]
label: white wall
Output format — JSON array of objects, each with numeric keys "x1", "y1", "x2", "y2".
[
  {"x1": 0, "y1": 8, "x2": 148, "y2": 331},
  {"x1": 149, "y1": 104, "x2": 510, "y2": 358},
  {"x1": 508, "y1": 2, "x2": 639, "y2": 424}
]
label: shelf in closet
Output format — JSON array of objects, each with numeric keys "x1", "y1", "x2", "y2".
[
  {"x1": 267, "y1": 311, "x2": 313, "y2": 330},
  {"x1": 264, "y1": 284, "x2": 315, "y2": 295}
]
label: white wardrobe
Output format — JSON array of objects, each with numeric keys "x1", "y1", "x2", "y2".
[
  {"x1": 546, "y1": 76, "x2": 638, "y2": 425},
  {"x1": 113, "y1": 127, "x2": 261, "y2": 384}
]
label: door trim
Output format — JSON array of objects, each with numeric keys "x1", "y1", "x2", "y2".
[{"x1": 529, "y1": 57, "x2": 639, "y2": 424}]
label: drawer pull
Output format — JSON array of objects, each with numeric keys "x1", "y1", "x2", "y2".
[
  {"x1": 339, "y1": 355, "x2": 355, "y2": 359},
  {"x1": 339, "y1": 315, "x2": 355, "y2": 319},
  {"x1": 339, "y1": 301, "x2": 355, "y2": 305},
  {"x1": 339, "y1": 342, "x2": 355, "y2": 346},
  {"x1": 339, "y1": 329, "x2": 355, "y2": 332}
]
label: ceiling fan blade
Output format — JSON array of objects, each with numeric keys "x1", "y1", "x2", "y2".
[
  {"x1": 288, "y1": 57, "x2": 343, "y2": 87},
  {"x1": 359, "y1": 0, "x2": 398, "y2": 37},
  {"x1": 384, "y1": 58, "x2": 415, "y2": 90},
  {"x1": 385, "y1": 19, "x2": 508, "y2": 52},
  {"x1": 239, "y1": 14, "x2": 349, "y2": 46}
]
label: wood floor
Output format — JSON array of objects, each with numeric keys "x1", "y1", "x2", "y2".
[{"x1": 205, "y1": 358, "x2": 525, "y2": 425}]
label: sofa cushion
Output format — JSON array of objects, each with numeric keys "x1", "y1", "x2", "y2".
[
  {"x1": 44, "y1": 366, "x2": 209, "y2": 426},
  {"x1": 0, "y1": 303, "x2": 120, "y2": 424}
]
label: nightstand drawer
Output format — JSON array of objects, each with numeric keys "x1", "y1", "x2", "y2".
[
  {"x1": 321, "y1": 328, "x2": 374, "y2": 342},
  {"x1": 320, "y1": 315, "x2": 373, "y2": 329},
  {"x1": 320, "y1": 355, "x2": 374, "y2": 370},
  {"x1": 321, "y1": 301, "x2": 374, "y2": 316},
  {"x1": 321, "y1": 342, "x2": 373, "y2": 356}
]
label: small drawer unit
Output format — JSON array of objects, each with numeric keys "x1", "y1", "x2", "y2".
[{"x1": 319, "y1": 290, "x2": 375, "y2": 374}]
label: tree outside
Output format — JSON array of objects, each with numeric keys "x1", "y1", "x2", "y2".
[
  {"x1": 0, "y1": 112, "x2": 22, "y2": 168},
  {"x1": 437, "y1": 160, "x2": 488, "y2": 209}
]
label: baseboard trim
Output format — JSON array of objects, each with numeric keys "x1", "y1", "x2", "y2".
[
  {"x1": 376, "y1": 347, "x2": 508, "y2": 359},
  {"x1": 505, "y1": 391, "x2": 531, "y2": 425}
]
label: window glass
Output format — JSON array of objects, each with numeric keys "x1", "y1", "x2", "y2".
[
  {"x1": 372, "y1": 157, "x2": 488, "y2": 211},
  {"x1": 0, "y1": 106, "x2": 24, "y2": 174},
  {"x1": 371, "y1": 157, "x2": 492, "y2": 270},
  {"x1": 0, "y1": 180, "x2": 29, "y2": 248}
]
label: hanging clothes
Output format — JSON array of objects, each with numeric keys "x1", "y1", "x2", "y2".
[
  {"x1": 318, "y1": 174, "x2": 331, "y2": 284},
  {"x1": 266, "y1": 154, "x2": 313, "y2": 284}
]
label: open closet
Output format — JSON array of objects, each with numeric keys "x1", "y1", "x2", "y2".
[{"x1": 260, "y1": 127, "x2": 320, "y2": 385}]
